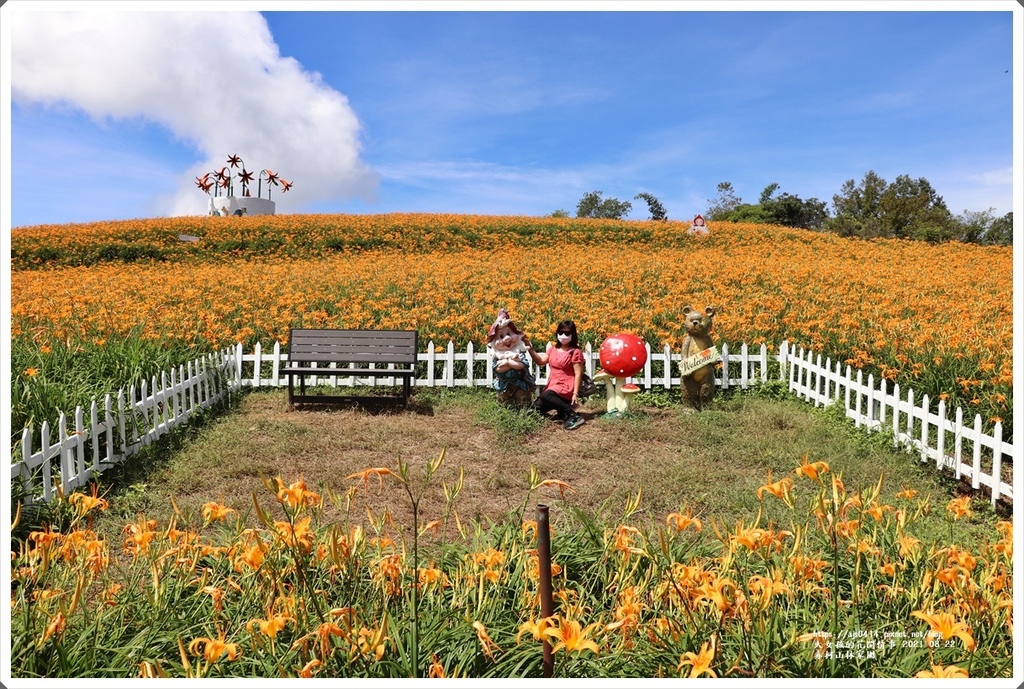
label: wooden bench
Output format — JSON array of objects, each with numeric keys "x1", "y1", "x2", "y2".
[{"x1": 282, "y1": 329, "x2": 419, "y2": 407}]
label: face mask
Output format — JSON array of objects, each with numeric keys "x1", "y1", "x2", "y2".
[{"x1": 557, "y1": 333, "x2": 572, "y2": 344}]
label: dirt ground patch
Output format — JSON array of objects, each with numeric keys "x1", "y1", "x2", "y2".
[
  {"x1": 132, "y1": 389, "x2": 723, "y2": 534},
  {"x1": 93, "y1": 385, "x2": 991, "y2": 546}
]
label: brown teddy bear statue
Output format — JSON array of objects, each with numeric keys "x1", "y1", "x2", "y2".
[{"x1": 679, "y1": 305, "x2": 720, "y2": 410}]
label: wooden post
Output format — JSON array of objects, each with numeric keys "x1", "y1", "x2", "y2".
[{"x1": 537, "y1": 504, "x2": 554, "y2": 679}]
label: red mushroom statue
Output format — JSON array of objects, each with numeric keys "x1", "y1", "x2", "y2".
[{"x1": 593, "y1": 333, "x2": 648, "y2": 416}]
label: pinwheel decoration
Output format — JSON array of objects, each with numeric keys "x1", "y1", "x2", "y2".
[{"x1": 196, "y1": 154, "x2": 293, "y2": 200}]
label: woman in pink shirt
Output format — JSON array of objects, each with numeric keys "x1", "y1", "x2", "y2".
[{"x1": 524, "y1": 320, "x2": 586, "y2": 430}]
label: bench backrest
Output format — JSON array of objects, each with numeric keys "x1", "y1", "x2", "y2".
[{"x1": 288, "y1": 329, "x2": 419, "y2": 366}]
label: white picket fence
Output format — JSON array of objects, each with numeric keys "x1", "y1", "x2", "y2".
[
  {"x1": 13, "y1": 350, "x2": 236, "y2": 504},
  {"x1": 228, "y1": 339, "x2": 773, "y2": 391},
  {"x1": 786, "y1": 346, "x2": 1013, "y2": 507},
  {"x1": 12, "y1": 340, "x2": 1015, "y2": 507}
]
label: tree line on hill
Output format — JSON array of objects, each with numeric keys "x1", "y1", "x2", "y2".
[{"x1": 554, "y1": 171, "x2": 1012, "y2": 245}]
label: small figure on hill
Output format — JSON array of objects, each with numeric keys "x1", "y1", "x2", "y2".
[
  {"x1": 219, "y1": 206, "x2": 230, "y2": 217},
  {"x1": 233, "y1": 207, "x2": 247, "y2": 216},
  {"x1": 679, "y1": 305, "x2": 719, "y2": 410},
  {"x1": 487, "y1": 309, "x2": 535, "y2": 410},
  {"x1": 525, "y1": 320, "x2": 586, "y2": 430}
]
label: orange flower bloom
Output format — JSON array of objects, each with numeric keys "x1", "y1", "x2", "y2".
[
  {"x1": 666, "y1": 508, "x2": 703, "y2": 533},
  {"x1": 472, "y1": 620, "x2": 502, "y2": 660},
  {"x1": 275, "y1": 478, "x2": 322, "y2": 510},
  {"x1": 428, "y1": 654, "x2": 447, "y2": 678},
  {"x1": 946, "y1": 496, "x2": 973, "y2": 520},
  {"x1": 895, "y1": 487, "x2": 919, "y2": 500},
  {"x1": 537, "y1": 478, "x2": 575, "y2": 500},
  {"x1": 188, "y1": 631, "x2": 242, "y2": 663},
  {"x1": 201, "y1": 501, "x2": 235, "y2": 522},
  {"x1": 796, "y1": 631, "x2": 830, "y2": 658},
  {"x1": 517, "y1": 616, "x2": 558, "y2": 643},
  {"x1": 345, "y1": 467, "x2": 399, "y2": 492},
  {"x1": 298, "y1": 659, "x2": 322, "y2": 678},
  {"x1": 543, "y1": 617, "x2": 602, "y2": 655},
  {"x1": 910, "y1": 610, "x2": 976, "y2": 651},
  {"x1": 68, "y1": 491, "x2": 108, "y2": 516},
  {"x1": 794, "y1": 455, "x2": 829, "y2": 483},
  {"x1": 756, "y1": 470, "x2": 795, "y2": 507},
  {"x1": 677, "y1": 640, "x2": 717, "y2": 678},
  {"x1": 247, "y1": 613, "x2": 293, "y2": 640}
]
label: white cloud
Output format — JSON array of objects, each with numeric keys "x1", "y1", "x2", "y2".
[
  {"x1": 932, "y1": 166, "x2": 1014, "y2": 216},
  {"x1": 11, "y1": 10, "x2": 378, "y2": 217},
  {"x1": 968, "y1": 166, "x2": 1013, "y2": 188}
]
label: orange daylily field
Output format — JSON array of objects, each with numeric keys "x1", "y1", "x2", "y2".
[
  {"x1": 8, "y1": 213, "x2": 1016, "y2": 678},
  {"x1": 9, "y1": 213, "x2": 1014, "y2": 439}
]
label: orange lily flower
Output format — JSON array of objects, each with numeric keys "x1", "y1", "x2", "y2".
[
  {"x1": 748, "y1": 570, "x2": 792, "y2": 607},
  {"x1": 537, "y1": 479, "x2": 575, "y2": 500},
  {"x1": 202, "y1": 586, "x2": 225, "y2": 614},
  {"x1": 794, "y1": 454, "x2": 829, "y2": 483},
  {"x1": 677, "y1": 639, "x2": 717, "y2": 678},
  {"x1": 346, "y1": 467, "x2": 400, "y2": 492},
  {"x1": 910, "y1": 610, "x2": 976, "y2": 651},
  {"x1": 543, "y1": 617, "x2": 602, "y2": 655},
  {"x1": 898, "y1": 534, "x2": 922, "y2": 558},
  {"x1": 756, "y1": 470, "x2": 795, "y2": 507},
  {"x1": 201, "y1": 501, "x2": 235, "y2": 523},
  {"x1": 796, "y1": 630, "x2": 831, "y2": 658},
  {"x1": 298, "y1": 659, "x2": 322, "y2": 678},
  {"x1": 274, "y1": 516, "x2": 314, "y2": 553},
  {"x1": 188, "y1": 631, "x2": 241, "y2": 663},
  {"x1": 68, "y1": 490, "x2": 108, "y2": 516},
  {"x1": 896, "y1": 487, "x2": 920, "y2": 500},
  {"x1": 234, "y1": 540, "x2": 268, "y2": 571},
  {"x1": 696, "y1": 576, "x2": 734, "y2": 613},
  {"x1": 428, "y1": 654, "x2": 447, "y2": 678},
  {"x1": 352, "y1": 622, "x2": 388, "y2": 661},
  {"x1": 612, "y1": 525, "x2": 644, "y2": 559},
  {"x1": 39, "y1": 612, "x2": 67, "y2": 646},
  {"x1": 946, "y1": 496, "x2": 972, "y2": 520},
  {"x1": 247, "y1": 613, "x2": 293, "y2": 640},
  {"x1": 517, "y1": 616, "x2": 557, "y2": 643},
  {"x1": 275, "y1": 478, "x2": 322, "y2": 510},
  {"x1": 472, "y1": 620, "x2": 502, "y2": 660},
  {"x1": 666, "y1": 509, "x2": 703, "y2": 533},
  {"x1": 122, "y1": 518, "x2": 159, "y2": 558},
  {"x1": 417, "y1": 565, "x2": 446, "y2": 590}
]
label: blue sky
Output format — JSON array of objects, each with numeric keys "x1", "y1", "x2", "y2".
[{"x1": 3, "y1": 2, "x2": 1019, "y2": 227}]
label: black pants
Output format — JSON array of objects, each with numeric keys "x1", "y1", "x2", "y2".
[{"x1": 534, "y1": 389, "x2": 575, "y2": 419}]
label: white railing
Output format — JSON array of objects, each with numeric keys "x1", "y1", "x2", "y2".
[
  {"x1": 229, "y1": 339, "x2": 774, "y2": 391},
  {"x1": 786, "y1": 346, "x2": 1013, "y2": 507},
  {"x1": 13, "y1": 350, "x2": 236, "y2": 504},
  {"x1": 11, "y1": 340, "x2": 1014, "y2": 507}
]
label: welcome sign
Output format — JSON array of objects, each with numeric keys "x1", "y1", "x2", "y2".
[{"x1": 679, "y1": 346, "x2": 721, "y2": 376}]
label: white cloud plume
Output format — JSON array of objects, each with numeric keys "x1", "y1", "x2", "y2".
[{"x1": 11, "y1": 10, "x2": 378, "y2": 216}]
